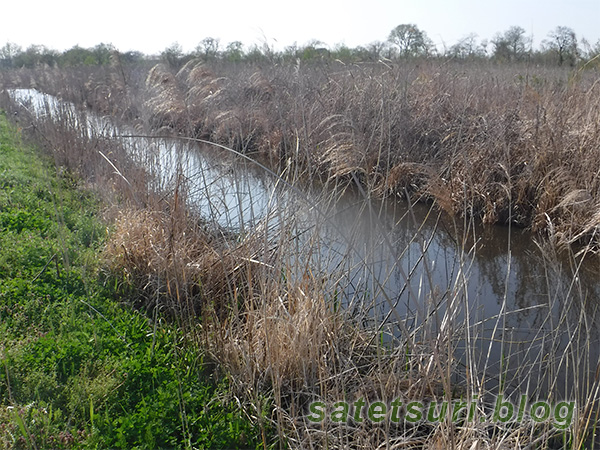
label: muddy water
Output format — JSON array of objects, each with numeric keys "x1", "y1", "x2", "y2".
[{"x1": 9, "y1": 88, "x2": 600, "y2": 398}]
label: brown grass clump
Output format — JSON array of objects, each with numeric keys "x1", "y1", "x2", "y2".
[
  {"x1": 104, "y1": 207, "x2": 206, "y2": 311},
  {"x1": 211, "y1": 276, "x2": 463, "y2": 448},
  {"x1": 145, "y1": 64, "x2": 189, "y2": 131},
  {"x1": 214, "y1": 281, "x2": 340, "y2": 392},
  {"x1": 103, "y1": 203, "x2": 273, "y2": 319}
]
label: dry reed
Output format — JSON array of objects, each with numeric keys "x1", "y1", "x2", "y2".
[
  {"x1": 2, "y1": 60, "x2": 599, "y2": 449},
  {"x1": 36, "y1": 58, "x2": 598, "y2": 252}
]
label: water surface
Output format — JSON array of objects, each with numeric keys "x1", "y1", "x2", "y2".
[{"x1": 9, "y1": 88, "x2": 600, "y2": 399}]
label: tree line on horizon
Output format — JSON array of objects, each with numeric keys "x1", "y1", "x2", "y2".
[{"x1": 1, "y1": 24, "x2": 599, "y2": 69}]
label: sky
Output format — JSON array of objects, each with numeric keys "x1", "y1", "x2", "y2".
[{"x1": 2, "y1": 0, "x2": 599, "y2": 55}]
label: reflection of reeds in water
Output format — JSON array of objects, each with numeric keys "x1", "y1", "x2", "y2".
[{"x1": 2, "y1": 65, "x2": 599, "y2": 449}]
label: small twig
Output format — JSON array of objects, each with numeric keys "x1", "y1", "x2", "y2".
[
  {"x1": 31, "y1": 253, "x2": 57, "y2": 283},
  {"x1": 98, "y1": 150, "x2": 132, "y2": 187},
  {"x1": 3, "y1": 358, "x2": 13, "y2": 403},
  {"x1": 78, "y1": 299, "x2": 129, "y2": 345}
]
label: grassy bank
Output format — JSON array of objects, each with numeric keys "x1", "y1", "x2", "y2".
[
  {"x1": 0, "y1": 113, "x2": 268, "y2": 449},
  {"x1": 2, "y1": 65, "x2": 599, "y2": 449}
]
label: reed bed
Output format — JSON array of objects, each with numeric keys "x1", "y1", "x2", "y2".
[
  {"x1": 1, "y1": 60, "x2": 599, "y2": 449},
  {"x1": 13, "y1": 58, "x2": 599, "y2": 252}
]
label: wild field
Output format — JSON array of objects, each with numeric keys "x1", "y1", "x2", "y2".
[
  {"x1": 4, "y1": 58, "x2": 600, "y2": 250},
  {"x1": 1, "y1": 57, "x2": 599, "y2": 449},
  {"x1": 0, "y1": 114, "x2": 269, "y2": 448}
]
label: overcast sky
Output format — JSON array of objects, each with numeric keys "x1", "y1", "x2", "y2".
[{"x1": 2, "y1": 0, "x2": 599, "y2": 55}]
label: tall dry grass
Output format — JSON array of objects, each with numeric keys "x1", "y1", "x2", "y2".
[
  {"x1": 139, "y1": 59, "x2": 600, "y2": 252},
  {"x1": 8, "y1": 60, "x2": 600, "y2": 251},
  {"x1": 2, "y1": 61, "x2": 600, "y2": 448}
]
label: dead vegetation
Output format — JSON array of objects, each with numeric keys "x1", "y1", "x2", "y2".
[
  {"x1": 6, "y1": 59, "x2": 600, "y2": 251},
  {"x1": 16, "y1": 59, "x2": 598, "y2": 252},
  {"x1": 2, "y1": 59, "x2": 599, "y2": 448}
]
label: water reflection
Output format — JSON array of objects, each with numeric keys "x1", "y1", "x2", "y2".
[{"x1": 9, "y1": 88, "x2": 600, "y2": 399}]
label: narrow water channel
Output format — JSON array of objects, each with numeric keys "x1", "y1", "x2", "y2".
[{"x1": 8, "y1": 88, "x2": 600, "y2": 401}]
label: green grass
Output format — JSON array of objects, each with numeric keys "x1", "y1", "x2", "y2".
[{"x1": 0, "y1": 113, "x2": 269, "y2": 449}]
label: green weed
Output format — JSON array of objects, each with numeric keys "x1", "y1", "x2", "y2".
[{"x1": 0, "y1": 113, "x2": 268, "y2": 449}]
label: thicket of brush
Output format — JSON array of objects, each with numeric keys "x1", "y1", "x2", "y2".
[
  {"x1": 5, "y1": 58, "x2": 600, "y2": 252},
  {"x1": 146, "y1": 60, "x2": 600, "y2": 253},
  {"x1": 2, "y1": 58, "x2": 600, "y2": 448}
]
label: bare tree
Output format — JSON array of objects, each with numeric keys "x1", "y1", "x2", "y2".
[
  {"x1": 196, "y1": 37, "x2": 220, "y2": 61},
  {"x1": 492, "y1": 26, "x2": 531, "y2": 62},
  {"x1": 449, "y1": 33, "x2": 486, "y2": 59},
  {"x1": 161, "y1": 42, "x2": 184, "y2": 67},
  {"x1": 224, "y1": 41, "x2": 244, "y2": 62},
  {"x1": 0, "y1": 42, "x2": 22, "y2": 68},
  {"x1": 543, "y1": 26, "x2": 578, "y2": 66},
  {"x1": 580, "y1": 38, "x2": 600, "y2": 63}
]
